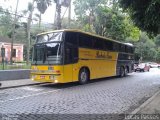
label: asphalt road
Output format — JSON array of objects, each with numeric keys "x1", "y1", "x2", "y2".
[{"x1": 0, "y1": 68, "x2": 160, "y2": 119}]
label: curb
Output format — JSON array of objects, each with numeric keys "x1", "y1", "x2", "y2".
[
  {"x1": 131, "y1": 90, "x2": 160, "y2": 114},
  {"x1": 124, "y1": 90, "x2": 160, "y2": 120},
  {"x1": 0, "y1": 82, "x2": 48, "y2": 90}
]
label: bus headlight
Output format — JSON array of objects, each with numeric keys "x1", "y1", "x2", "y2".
[
  {"x1": 54, "y1": 80, "x2": 58, "y2": 83},
  {"x1": 31, "y1": 75, "x2": 36, "y2": 80}
]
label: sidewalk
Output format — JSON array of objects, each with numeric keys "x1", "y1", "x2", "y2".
[
  {"x1": 131, "y1": 90, "x2": 160, "y2": 114},
  {"x1": 138, "y1": 91, "x2": 160, "y2": 114},
  {"x1": 0, "y1": 79, "x2": 43, "y2": 89}
]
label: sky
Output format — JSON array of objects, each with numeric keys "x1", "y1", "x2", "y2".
[{"x1": 0, "y1": 0, "x2": 75, "y2": 24}]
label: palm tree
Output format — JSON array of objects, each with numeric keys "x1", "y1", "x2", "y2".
[
  {"x1": 22, "y1": 0, "x2": 36, "y2": 65},
  {"x1": 34, "y1": 13, "x2": 42, "y2": 28},
  {"x1": 36, "y1": 0, "x2": 52, "y2": 14},
  {"x1": 26, "y1": 0, "x2": 52, "y2": 64}
]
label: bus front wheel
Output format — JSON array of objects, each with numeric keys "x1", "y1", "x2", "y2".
[{"x1": 79, "y1": 68, "x2": 89, "y2": 84}]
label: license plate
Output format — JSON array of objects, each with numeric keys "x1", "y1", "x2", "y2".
[{"x1": 40, "y1": 75, "x2": 45, "y2": 79}]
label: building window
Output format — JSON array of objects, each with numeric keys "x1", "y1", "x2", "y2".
[{"x1": 13, "y1": 49, "x2": 16, "y2": 57}]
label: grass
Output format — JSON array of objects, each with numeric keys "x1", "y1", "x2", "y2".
[{"x1": 0, "y1": 63, "x2": 31, "y2": 70}]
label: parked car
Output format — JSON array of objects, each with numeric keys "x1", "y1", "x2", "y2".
[
  {"x1": 134, "y1": 63, "x2": 150, "y2": 72},
  {"x1": 147, "y1": 62, "x2": 160, "y2": 68}
]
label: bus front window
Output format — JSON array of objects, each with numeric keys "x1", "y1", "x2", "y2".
[
  {"x1": 32, "y1": 42, "x2": 62, "y2": 65},
  {"x1": 45, "y1": 43, "x2": 62, "y2": 64}
]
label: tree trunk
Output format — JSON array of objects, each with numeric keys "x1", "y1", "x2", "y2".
[
  {"x1": 68, "y1": 1, "x2": 71, "y2": 28},
  {"x1": 56, "y1": 3, "x2": 61, "y2": 30},
  {"x1": 26, "y1": 0, "x2": 35, "y2": 65},
  {"x1": 10, "y1": 0, "x2": 19, "y2": 64},
  {"x1": 39, "y1": 13, "x2": 41, "y2": 28}
]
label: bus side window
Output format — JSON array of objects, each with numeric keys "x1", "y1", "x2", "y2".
[
  {"x1": 105, "y1": 41, "x2": 113, "y2": 51},
  {"x1": 79, "y1": 33, "x2": 92, "y2": 48},
  {"x1": 120, "y1": 44, "x2": 125, "y2": 52},
  {"x1": 65, "y1": 32, "x2": 78, "y2": 45},
  {"x1": 65, "y1": 44, "x2": 78, "y2": 64},
  {"x1": 93, "y1": 39, "x2": 105, "y2": 50},
  {"x1": 113, "y1": 43, "x2": 120, "y2": 52}
]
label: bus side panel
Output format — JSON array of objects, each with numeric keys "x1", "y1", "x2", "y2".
[
  {"x1": 72, "y1": 63, "x2": 80, "y2": 82},
  {"x1": 79, "y1": 48, "x2": 118, "y2": 79},
  {"x1": 63, "y1": 64, "x2": 73, "y2": 83}
]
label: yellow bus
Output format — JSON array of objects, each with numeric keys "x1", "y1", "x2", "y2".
[{"x1": 31, "y1": 29, "x2": 134, "y2": 84}]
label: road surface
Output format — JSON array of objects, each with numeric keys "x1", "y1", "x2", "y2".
[{"x1": 0, "y1": 68, "x2": 160, "y2": 119}]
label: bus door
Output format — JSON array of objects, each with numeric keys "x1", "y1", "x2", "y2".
[{"x1": 64, "y1": 43, "x2": 78, "y2": 82}]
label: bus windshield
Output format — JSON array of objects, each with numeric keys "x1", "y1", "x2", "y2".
[
  {"x1": 36, "y1": 32, "x2": 63, "y2": 43},
  {"x1": 32, "y1": 42, "x2": 62, "y2": 65}
]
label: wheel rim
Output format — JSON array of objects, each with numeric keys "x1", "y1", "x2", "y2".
[{"x1": 80, "y1": 71, "x2": 87, "y2": 82}]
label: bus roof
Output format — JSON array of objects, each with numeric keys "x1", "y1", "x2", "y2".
[{"x1": 37, "y1": 29, "x2": 133, "y2": 46}]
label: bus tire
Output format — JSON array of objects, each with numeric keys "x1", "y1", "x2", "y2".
[
  {"x1": 124, "y1": 66, "x2": 129, "y2": 76},
  {"x1": 79, "y1": 68, "x2": 89, "y2": 84},
  {"x1": 119, "y1": 66, "x2": 125, "y2": 77}
]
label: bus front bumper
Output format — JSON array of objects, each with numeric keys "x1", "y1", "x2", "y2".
[{"x1": 30, "y1": 74, "x2": 62, "y2": 83}]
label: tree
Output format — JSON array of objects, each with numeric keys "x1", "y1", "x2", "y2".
[
  {"x1": 119, "y1": 0, "x2": 160, "y2": 36},
  {"x1": 135, "y1": 32, "x2": 156, "y2": 62},
  {"x1": 74, "y1": 0, "x2": 107, "y2": 32},
  {"x1": 10, "y1": 0, "x2": 19, "y2": 64},
  {"x1": 36, "y1": 0, "x2": 51, "y2": 14},
  {"x1": 34, "y1": 13, "x2": 42, "y2": 28},
  {"x1": 156, "y1": 48, "x2": 160, "y2": 62},
  {"x1": 94, "y1": 6, "x2": 140, "y2": 41},
  {"x1": 0, "y1": 8, "x2": 13, "y2": 37},
  {"x1": 74, "y1": 0, "x2": 139, "y2": 41},
  {"x1": 22, "y1": 1, "x2": 36, "y2": 64},
  {"x1": 155, "y1": 34, "x2": 160, "y2": 47},
  {"x1": 36, "y1": 0, "x2": 52, "y2": 28}
]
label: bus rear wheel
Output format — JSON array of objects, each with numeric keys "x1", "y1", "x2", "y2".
[
  {"x1": 124, "y1": 67, "x2": 128, "y2": 76},
  {"x1": 79, "y1": 68, "x2": 89, "y2": 84},
  {"x1": 120, "y1": 67, "x2": 125, "y2": 77}
]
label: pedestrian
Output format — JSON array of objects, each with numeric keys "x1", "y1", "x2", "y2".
[{"x1": 0, "y1": 83, "x2": 1, "y2": 87}]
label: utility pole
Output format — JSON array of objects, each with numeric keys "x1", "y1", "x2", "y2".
[{"x1": 10, "y1": 0, "x2": 19, "y2": 64}]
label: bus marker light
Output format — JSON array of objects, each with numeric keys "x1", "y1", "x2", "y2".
[{"x1": 55, "y1": 70, "x2": 60, "y2": 73}]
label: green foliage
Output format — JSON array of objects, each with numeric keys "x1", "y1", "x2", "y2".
[
  {"x1": 156, "y1": 48, "x2": 160, "y2": 62},
  {"x1": 154, "y1": 34, "x2": 160, "y2": 47},
  {"x1": 0, "y1": 8, "x2": 13, "y2": 37},
  {"x1": 73, "y1": 0, "x2": 107, "y2": 32},
  {"x1": 135, "y1": 32, "x2": 157, "y2": 61},
  {"x1": 74, "y1": 0, "x2": 140, "y2": 41},
  {"x1": 36, "y1": 0, "x2": 52, "y2": 14},
  {"x1": 95, "y1": 7, "x2": 127, "y2": 40},
  {"x1": 119, "y1": 0, "x2": 160, "y2": 36}
]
